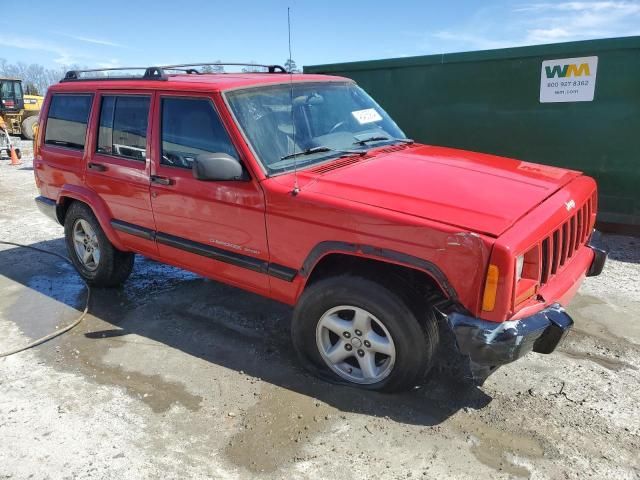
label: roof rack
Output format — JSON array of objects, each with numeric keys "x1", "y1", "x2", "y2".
[
  {"x1": 160, "y1": 62, "x2": 287, "y2": 73},
  {"x1": 61, "y1": 63, "x2": 287, "y2": 82}
]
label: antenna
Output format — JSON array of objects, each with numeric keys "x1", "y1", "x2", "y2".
[{"x1": 288, "y1": 7, "x2": 300, "y2": 196}]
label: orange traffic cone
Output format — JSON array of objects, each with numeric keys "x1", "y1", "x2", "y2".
[{"x1": 9, "y1": 144, "x2": 21, "y2": 166}]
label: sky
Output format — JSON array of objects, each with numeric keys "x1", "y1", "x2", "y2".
[{"x1": 1, "y1": 0, "x2": 639, "y2": 70}]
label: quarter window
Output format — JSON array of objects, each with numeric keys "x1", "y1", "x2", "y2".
[
  {"x1": 44, "y1": 94, "x2": 93, "y2": 150},
  {"x1": 160, "y1": 97, "x2": 238, "y2": 169},
  {"x1": 97, "y1": 95, "x2": 150, "y2": 161}
]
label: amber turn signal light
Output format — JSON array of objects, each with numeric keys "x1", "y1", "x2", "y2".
[{"x1": 482, "y1": 264, "x2": 499, "y2": 311}]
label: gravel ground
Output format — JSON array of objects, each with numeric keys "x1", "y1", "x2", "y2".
[{"x1": 1, "y1": 140, "x2": 639, "y2": 479}]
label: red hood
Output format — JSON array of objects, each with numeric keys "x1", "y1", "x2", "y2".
[{"x1": 295, "y1": 144, "x2": 581, "y2": 236}]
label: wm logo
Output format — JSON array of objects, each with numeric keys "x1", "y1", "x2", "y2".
[{"x1": 545, "y1": 63, "x2": 591, "y2": 78}]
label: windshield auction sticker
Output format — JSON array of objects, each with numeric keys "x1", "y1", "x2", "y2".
[
  {"x1": 540, "y1": 56, "x2": 598, "y2": 103},
  {"x1": 352, "y1": 108, "x2": 383, "y2": 124}
]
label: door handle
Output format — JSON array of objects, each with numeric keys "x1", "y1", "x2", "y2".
[
  {"x1": 150, "y1": 175, "x2": 173, "y2": 185},
  {"x1": 87, "y1": 162, "x2": 107, "y2": 172}
]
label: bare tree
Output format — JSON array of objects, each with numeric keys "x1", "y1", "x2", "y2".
[
  {"x1": 0, "y1": 58, "x2": 75, "y2": 94},
  {"x1": 284, "y1": 58, "x2": 300, "y2": 73},
  {"x1": 241, "y1": 61, "x2": 265, "y2": 73},
  {"x1": 201, "y1": 61, "x2": 225, "y2": 74},
  {"x1": 23, "y1": 82, "x2": 40, "y2": 95},
  {"x1": 211, "y1": 63, "x2": 225, "y2": 73}
]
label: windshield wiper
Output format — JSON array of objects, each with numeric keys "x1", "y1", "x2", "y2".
[
  {"x1": 280, "y1": 146, "x2": 364, "y2": 161},
  {"x1": 353, "y1": 136, "x2": 415, "y2": 146}
]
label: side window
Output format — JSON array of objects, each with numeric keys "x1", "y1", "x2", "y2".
[
  {"x1": 44, "y1": 94, "x2": 93, "y2": 150},
  {"x1": 97, "y1": 95, "x2": 150, "y2": 161},
  {"x1": 160, "y1": 97, "x2": 238, "y2": 169},
  {"x1": 14, "y1": 81, "x2": 23, "y2": 101}
]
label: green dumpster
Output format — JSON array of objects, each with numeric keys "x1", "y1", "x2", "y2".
[{"x1": 305, "y1": 36, "x2": 640, "y2": 231}]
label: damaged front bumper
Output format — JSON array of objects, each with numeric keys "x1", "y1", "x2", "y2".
[
  {"x1": 444, "y1": 304, "x2": 573, "y2": 383},
  {"x1": 440, "y1": 230, "x2": 608, "y2": 384}
]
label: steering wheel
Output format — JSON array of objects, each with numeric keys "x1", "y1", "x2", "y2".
[
  {"x1": 328, "y1": 120, "x2": 348, "y2": 134},
  {"x1": 162, "y1": 152, "x2": 191, "y2": 168}
]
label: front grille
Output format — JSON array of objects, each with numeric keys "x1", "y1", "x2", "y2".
[{"x1": 540, "y1": 192, "x2": 596, "y2": 285}]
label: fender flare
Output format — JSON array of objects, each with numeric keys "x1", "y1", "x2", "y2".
[
  {"x1": 56, "y1": 185, "x2": 126, "y2": 250},
  {"x1": 299, "y1": 241, "x2": 458, "y2": 301}
]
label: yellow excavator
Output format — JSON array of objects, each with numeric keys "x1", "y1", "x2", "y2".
[{"x1": 1, "y1": 77, "x2": 43, "y2": 140}]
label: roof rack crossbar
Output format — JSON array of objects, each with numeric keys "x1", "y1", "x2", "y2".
[
  {"x1": 62, "y1": 66, "x2": 167, "y2": 82},
  {"x1": 61, "y1": 62, "x2": 288, "y2": 83}
]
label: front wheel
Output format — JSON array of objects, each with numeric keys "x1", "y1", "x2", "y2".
[{"x1": 292, "y1": 275, "x2": 439, "y2": 392}]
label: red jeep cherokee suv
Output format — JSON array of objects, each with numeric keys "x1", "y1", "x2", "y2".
[{"x1": 33, "y1": 64, "x2": 607, "y2": 391}]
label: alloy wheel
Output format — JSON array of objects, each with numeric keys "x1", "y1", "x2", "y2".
[
  {"x1": 72, "y1": 219, "x2": 101, "y2": 271},
  {"x1": 316, "y1": 305, "x2": 396, "y2": 384}
]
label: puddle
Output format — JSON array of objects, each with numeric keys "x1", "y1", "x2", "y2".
[
  {"x1": 68, "y1": 325, "x2": 204, "y2": 413},
  {"x1": 452, "y1": 415, "x2": 544, "y2": 478},
  {"x1": 121, "y1": 257, "x2": 199, "y2": 307},
  {"x1": 224, "y1": 386, "x2": 336, "y2": 473},
  {"x1": 3, "y1": 265, "x2": 86, "y2": 340},
  {"x1": 26, "y1": 262, "x2": 85, "y2": 306},
  {"x1": 2, "y1": 253, "x2": 204, "y2": 414}
]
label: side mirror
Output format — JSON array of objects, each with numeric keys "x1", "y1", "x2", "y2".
[{"x1": 192, "y1": 153, "x2": 245, "y2": 181}]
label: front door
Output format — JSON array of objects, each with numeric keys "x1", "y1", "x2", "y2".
[
  {"x1": 149, "y1": 92, "x2": 270, "y2": 295},
  {"x1": 85, "y1": 91, "x2": 157, "y2": 255}
]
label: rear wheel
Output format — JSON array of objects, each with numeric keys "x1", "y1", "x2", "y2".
[
  {"x1": 64, "y1": 202, "x2": 134, "y2": 287},
  {"x1": 292, "y1": 275, "x2": 439, "y2": 392}
]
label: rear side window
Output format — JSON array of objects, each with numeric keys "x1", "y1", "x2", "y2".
[
  {"x1": 97, "y1": 95, "x2": 150, "y2": 161},
  {"x1": 160, "y1": 97, "x2": 238, "y2": 169},
  {"x1": 44, "y1": 94, "x2": 93, "y2": 150}
]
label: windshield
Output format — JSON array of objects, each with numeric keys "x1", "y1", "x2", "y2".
[
  {"x1": 226, "y1": 82, "x2": 407, "y2": 174},
  {"x1": 1, "y1": 80, "x2": 22, "y2": 100}
]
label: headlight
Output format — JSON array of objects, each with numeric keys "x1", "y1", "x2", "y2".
[
  {"x1": 515, "y1": 255, "x2": 525, "y2": 281},
  {"x1": 514, "y1": 248, "x2": 541, "y2": 307}
]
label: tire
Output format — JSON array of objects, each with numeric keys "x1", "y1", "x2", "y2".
[
  {"x1": 64, "y1": 202, "x2": 134, "y2": 287},
  {"x1": 21, "y1": 116, "x2": 38, "y2": 141},
  {"x1": 292, "y1": 275, "x2": 439, "y2": 392}
]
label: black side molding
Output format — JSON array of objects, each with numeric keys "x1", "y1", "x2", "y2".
[
  {"x1": 110, "y1": 219, "x2": 298, "y2": 281},
  {"x1": 111, "y1": 220, "x2": 155, "y2": 241},
  {"x1": 155, "y1": 231, "x2": 267, "y2": 274},
  {"x1": 267, "y1": 263, "x2": 298, "y2": 282}
]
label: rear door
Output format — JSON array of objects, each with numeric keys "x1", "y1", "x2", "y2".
[
  {"x1": 84, "y1": 91, "x2": 157, "y2": 255},
  {"x1": 37, "y1": 92, "x2": 93, "y2": 199},
  {"x1": 149, "y1": 92, "x2": 270, "y2": 295}
]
